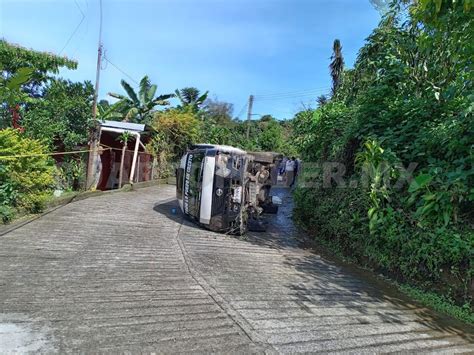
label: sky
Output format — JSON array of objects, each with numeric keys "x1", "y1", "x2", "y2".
[{"x1": 0, "y1": 0, "x2": 381, "y2": 120}]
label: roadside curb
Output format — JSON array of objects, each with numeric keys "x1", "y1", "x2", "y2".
[{"x1": 0, "y1": 178, "x2": 168, "y2": 236}]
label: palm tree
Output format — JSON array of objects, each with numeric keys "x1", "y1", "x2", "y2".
[
  {"x1": 329, "y1": 39, "x2": 344, "y2": 97},
  {"x1": 108, "y1": 76, "x2": 174, "y2": 124},
  {"x1": 175, "y1": 87, "x2": 208, "y2": 112},
  {"x1": 317, "y1": 95, "x2": 328, "y2": 107}
]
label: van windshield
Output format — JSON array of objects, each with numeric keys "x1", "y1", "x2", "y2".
[{"x1": 184, "y1": 152, "x2": 204, "y2": 218}]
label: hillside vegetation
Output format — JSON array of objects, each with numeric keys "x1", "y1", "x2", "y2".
[{"x1": 292, "y1": 0, "x2": 473, "y2": 311}]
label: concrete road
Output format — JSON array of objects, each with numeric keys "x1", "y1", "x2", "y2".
[{"x1": 0, "y1": 185, "x2": 473, "y2": 353}]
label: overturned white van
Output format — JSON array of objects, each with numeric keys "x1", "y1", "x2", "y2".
[{"x1": 176, "y1": 144, "x2": 282, "y2": 234}]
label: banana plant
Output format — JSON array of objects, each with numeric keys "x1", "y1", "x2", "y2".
[
  {"x1": 0, "y1": 65, "x2": 34, "y2": 129},
  {"x1": 108, "y1": 76, "x2": 174, "y2": 124},
  {"x1": 0, "y1": 65, "x2": 34, "y2": 104}
]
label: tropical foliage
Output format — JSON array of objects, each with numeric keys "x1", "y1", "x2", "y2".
[
  {"x1": 175, "y1": 87, "x2": 208, "y2": 113},
  {"x1": 329, "y1": 39, "x2": 344, "y2": 96},
  {"x1": 0, "y1": 66, "x2": 34, "y2": 106},
  {"x1": 0, "y1": 128, "x2": 55, "y2": 222},
  {"x1": 0, "y1": 40, "x2": 78, "y2": 129},
  {"x1": 150, "y1": 108, "x2": 202, "y2": 161},
  {"x1": 1, "y1": 42, "x2": 89, "y2": 219},
  {"x1": 108, "y1": 76, "x2": 174, "y2": 124},
  {"x1": 21, "y1": 79, "x2": 94, "y2": 151},
  {"x1": 0, "y1": 37, "x2": 293, "y2": 220},
  {"x1": 293, "y1": 0, "x2": 473, "y2": 309},
  {"x1": 0, "y1": 39, "x2": 77, "y2": 96}
]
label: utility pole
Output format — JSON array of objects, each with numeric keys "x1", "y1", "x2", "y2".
[
  {"x1": 86, "y1": 0, "x2": 103, "y2": 190},
  {"x1": 246, "y1": 94, "x2": 254, "y2": 140}
]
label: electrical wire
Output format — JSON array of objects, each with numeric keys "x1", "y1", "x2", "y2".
[
  {"x1": 254, "y1": 91, "x2": 330, "y2": 102},
  {"x1": 103, "y1": 55, "x2": 140, "y2": 86},
  {"x1": 253, "y1": 87, "x2": 330, "y2": 99},
  {"x1": 70, "y1": 3, "x2": 90, "y2": 59},
  {"x1": 255, "y1": 89, "x2": 330, "y2": 99},
  {"x1": 59, "y1": 17, "x2": 85, "y2": 55},
  {"x1": 73, "y1": 0, "x2": 85, "y2": 17},
  {"x1": 254, "y1": 89, "x2": 330, "y2": 99},
  {"x1": 235, "y1": 102, "x2": 248, "y2": 119},
  {"x1": 100, "y1": 49, "x2": 108, "y2": 70},
  {"x1": 59, "y1": 0, "x2": 86, "y2": 55},
  {"x1": 0, "y1": 147, "x2": 111, "y2": 160}
]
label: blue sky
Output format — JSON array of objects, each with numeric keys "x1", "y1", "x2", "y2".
[{"x1": 1, "y1": 0, "x2": 381, "y2": 119}]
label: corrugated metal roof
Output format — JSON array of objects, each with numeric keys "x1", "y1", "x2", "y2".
[{"x1": 100, "y1": 120, "x2": 145, "y2": 132}]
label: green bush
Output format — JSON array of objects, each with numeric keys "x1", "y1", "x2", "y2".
[
  {"x1": 56, "y1": 157, "x2": 87, "y2": 191},
  {"x1": 0, "y1": 128, "x2": 54, "y2": 218},
  {"x1": 292, "y1": 0, "x2": 473, "y2": 311},
  {"x1": 0, "y1": 205, "x2": 15, "y2": 223}
]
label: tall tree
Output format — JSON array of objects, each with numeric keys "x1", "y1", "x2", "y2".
[
  {"x1": 317, "y1": 95, "x2": 328, "y2": 107},
  {"x1": 175, "y1": 87, "x2": 208, "y2": 112},
  {"x1": 0, "y1": 40, "x2": 77, "y2": 97},
  {"x1": 21, "y1": 79, "x2": 94, "y2": 151},
  {"x1": 108, "y1": 76, "x2": 174, "y2": 124},
  {"x1": 259, "y1": 114, "x2": 275, "y2": 122},
  {"x1": 0, "y1": 40, "x2": 78, "y2": 129},
  {"x1": 202, "y1": 98, "x2": 234, "y2": 125},
  {"x1": 329, "y1": 39, "x2": 344, "y2": 97}
]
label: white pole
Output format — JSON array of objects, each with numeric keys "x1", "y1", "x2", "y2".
[{"x1": 129, "y1": 133, "x2": 141, "y2": 184}]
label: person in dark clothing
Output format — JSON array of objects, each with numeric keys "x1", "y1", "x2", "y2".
[{"x1": 289, "y1": 157, "x2": 298, "y2": 187}]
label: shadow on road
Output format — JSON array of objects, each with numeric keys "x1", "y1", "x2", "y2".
[
  {"x1": 152, "y1": 188, "x2": 474, "y2": 344},
  {"x1": 153, "y1": 197, "x2": 183, "y2": 224},
  {"x1": 258, "y1": 188, "x2": 474, "y2": 344}
]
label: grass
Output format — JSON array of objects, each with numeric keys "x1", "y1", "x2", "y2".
[
  {"x1": 294, "y1": 219, "x2": 474, "y2": 325},
  {"x1": 397, "y1": 284, "x2": 474, "y2": 325}
]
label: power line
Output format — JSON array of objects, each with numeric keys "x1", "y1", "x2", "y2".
[
  {"x1": 254, "y1": 91, "x2": 330, "y2": 102},
  {"x1": 103, "y1": 55, "x2": 140, "y2": 86},
  {"x1": 254, "y1": 90, "x2": 330, "y2": 100},
  {"x1": 73, "y1": 0, "x2": 85, "y2": 17},
  {"x1": 254, "y1": 89, "x2": 329, "y2": 99},
  {"x1": 235, "y1": 102, "x2": 248, "y2": 119},
  {"x1": 59, "y1": 0, "x2": 86, "y2": 55},
  {"x1": 70, "y1": 11, "x2": 89, "y2": 59},
  {"x1": 253, "y1": 87, "x2": 330, "y2": 99}
]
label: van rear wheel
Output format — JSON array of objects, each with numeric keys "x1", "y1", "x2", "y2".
[
  {"x1": 262, "y1": 203, "x2": 279, "y2": 214},
  {"x1": 248, "y1": 218, "x2": 268, "y2": 232}
]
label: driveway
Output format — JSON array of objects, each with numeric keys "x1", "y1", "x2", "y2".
[{"x1": 1, "y1": 185, "x2": 473, "y2": 353}]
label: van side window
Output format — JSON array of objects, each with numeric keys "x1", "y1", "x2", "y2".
[{"x1": 176, "y1": 168, "x2": 184, "y2": 199}]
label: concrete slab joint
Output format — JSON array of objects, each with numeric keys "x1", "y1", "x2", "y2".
[{"x1": 0, "y1": 185, "x2": 472, "y2": 352}]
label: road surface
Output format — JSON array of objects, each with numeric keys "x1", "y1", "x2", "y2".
[{"x1": 1, "y1": 185, "x2": 473, "y2": 353}]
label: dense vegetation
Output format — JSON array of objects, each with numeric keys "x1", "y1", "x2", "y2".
[
  {"x1": 0, "y1": 128, "x2": 54, "y2": 222},
  {"x1": 0, "y1": 41, "x2": 294, "y2": 221},
  {"x1": 1, "y1": 0, "x2": 471, "y2": 321},
  {"x1": 292, "y1": 0, "x2": 473, "y2": 311}
]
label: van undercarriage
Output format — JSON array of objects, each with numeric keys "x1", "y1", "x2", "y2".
[{"x1": 176, "y1": 144, "x2": 282, "y2": 234}]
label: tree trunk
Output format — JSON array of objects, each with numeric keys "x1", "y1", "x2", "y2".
[{"x1": 118, "y1": 143, "x2": 126, "y2": 188}]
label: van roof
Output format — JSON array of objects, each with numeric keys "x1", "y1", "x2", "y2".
[{"x1": 191, "y1": 144, "x2": 247, "y2": 155}]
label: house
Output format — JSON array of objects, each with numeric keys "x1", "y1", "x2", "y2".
[{"x1": 97, "y1": 120, "x2": 154, "y2": 190}]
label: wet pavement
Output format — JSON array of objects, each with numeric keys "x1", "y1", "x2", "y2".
[{"x1": 1, "y1": 185, "x2": 473, "y2": 352}]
